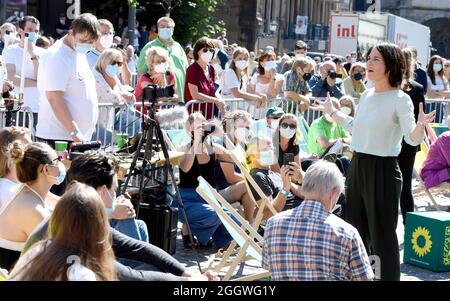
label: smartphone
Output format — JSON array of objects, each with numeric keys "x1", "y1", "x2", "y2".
[
  {"x1": 117, "y1": 44, "x2": 124, "y2": 50},
  {"x1": 283, "y1": 153, "x2": 295, "y2": 167}
]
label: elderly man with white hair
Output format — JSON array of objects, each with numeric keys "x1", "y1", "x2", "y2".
[
  {"x1": 262, "y1": 160, "x2": 374, "y2": 281},
  {"x1": 309, "y1": 60, "x2": 345, "y2": 98}
]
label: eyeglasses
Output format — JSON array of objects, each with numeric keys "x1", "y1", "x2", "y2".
[
  {"x1": 112, "y1": 61, "x2": 123, "y2": 67},
  {"x1": 102, "y1": 31, "x2": 115, "y2": 36},
  {"x1": 280, "y1": 123, "x2": 296, "y2": 130},
  {"x1": 203, "y1": 48, "x2": 215, "y2": 54},
  {"x1": 50, "y1": 156, "x2": 62, "y2": 164}
]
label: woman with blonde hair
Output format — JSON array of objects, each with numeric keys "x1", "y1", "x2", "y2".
[
  {"x1": 9, "y1": 182, "x2": 116, "y2": 281},
  {"x1": 0, "y1": 142, "x2": 63, "y2": 270}
]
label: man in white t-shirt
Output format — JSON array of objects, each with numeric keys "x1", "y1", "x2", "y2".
[
  {"x1": 5, "y1": 16, "x2": 42, "y2": 126},
  {"x1": 36, "y1": 13, "x2": 100, "y2": 145},
  {"x1": 86, "y1": 19, "x2": 131, "y2": 85}
]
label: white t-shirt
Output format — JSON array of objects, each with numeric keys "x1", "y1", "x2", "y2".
[
  {"x1": 220, "y1": 68, "x2": 247, "y2": 98},
  {"x1": 4, "y1": 44, "x2": 44, "y2": 112},
  {"x1": 36, "y1": 41, "x2": 98, "y2": 141},
  {"x1": 250, "y1": 73, "x2": 284, "y2": 94},
  {"x1": 0, "y1": 178, "x2": 19, "y2": 210},
  {"x1": 427, "y1": 74, "x2": 446, "y2": 92}
]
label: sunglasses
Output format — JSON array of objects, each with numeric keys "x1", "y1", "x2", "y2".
[
  {"x1": 280, "y1": 123, "x2": 296, "y2": 130},
  {"x1": 202, "y1": 48, "x2": 215, "y2": 54}
]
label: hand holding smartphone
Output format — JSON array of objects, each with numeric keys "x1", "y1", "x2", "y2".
[{"x1": 283, "y1": 153, "x2": 295, "y2": 168}]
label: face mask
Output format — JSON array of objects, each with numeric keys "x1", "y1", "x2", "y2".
[
  {"x1": 433, "y1": 64, "x2": 443, "y2": 73},
  {"x1": 295, "y1": 53, "x2": 306, "y2": 59},
  {"x1": 270, "y1": 119, "x2": 279, "y2": 129},
  {"x1": 158, "y1": 28, "x2": 173, "y2": 40},
  {"x1": 60, "y1": 19, "x2": 66, "y2": 25},
  {"x1": 340, "y1": 106, "x2": 352, "y2": 116},
  {"x1": 235, "y1": 127, "x2": 249, "y2": 143},
  {"x1": 48, "y1": 162, "x2": 66, "y2": 185},
  {"x1": 351, "y1": 56, "x2": 357, "y2": 63},
  {"x1": 235, "y1": 59, "x2": 248, "y2": 70},
  {"x1": 154, "y1": 63, "x2": 168, "y2": 74},
  {"x1": 302, "y1": 72, "x2": 312, "y2": 81},
  {"x1": 105, "y1": 64, "x2": 120, "y2": 77},
  {"x1": 258, "y1": 150, "x2": 275, "y2": 167},
  {"x1": 280, "y1": 127, "x2": 296, "y2": 139},
  {"x1": 100, "y1": 34, "x2": 114, "y2": 49},
  {"x1": 26, "y1": 32, "x2": 38, "y2": 44},
  {"x1": 2, "y1": 32, "x2": 12, "y2": 44},
  {"x1": 105, "y1": 189, "x2": 117, "y2": 216},
  {"x1": 74, "y1": 42, "x2": 93, "y2": 54},
  {"x1": 353, "y1": 72, "x2": 363, "y2": 81},
  {"x1": 200, "y1": 51, "x2": 213, "y2": 64},
  {"x1": 264, "y1": 61, "x2": 277, "y2": 71}
]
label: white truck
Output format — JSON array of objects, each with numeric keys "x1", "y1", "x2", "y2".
[{"x1": 329, "y1": 12, "x2": 431, "y2": 66}]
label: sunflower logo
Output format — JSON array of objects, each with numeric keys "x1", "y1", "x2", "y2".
[{"x1": 411, "y1": 226, "x2": 432, "y2": 258}]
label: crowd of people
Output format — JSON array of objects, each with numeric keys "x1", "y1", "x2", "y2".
[{"x1": 0, "y1": 12, "x2": 449, "y2": 282}]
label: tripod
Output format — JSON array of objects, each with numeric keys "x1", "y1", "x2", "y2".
[{"x1": 120, "y1": 99, "x2": 203, "y2": 273}]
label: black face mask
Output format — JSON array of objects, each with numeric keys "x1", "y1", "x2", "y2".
[{"x1": 302, "y1": 73, "x2": 312, "y2": 81}]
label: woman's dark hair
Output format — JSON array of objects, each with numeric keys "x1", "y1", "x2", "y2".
[
  {"x1": 67, "y1": 153, "x2": 119, "y2": 190},
  {"x1": 426, "y1": 55, "x2": 447, "y2": 86},
  {"x1": 365, "y1": 43, "x2": 406, "y2": 88},
  {"x1": 10, "y1": 142, "x2": 55, "y2": 183},
  {"x1": 257, "y1": 50, "x2": 276, "y2": 76},
  {"x1": 193, "y1": 37, "x2": 214, "y2": 61}
]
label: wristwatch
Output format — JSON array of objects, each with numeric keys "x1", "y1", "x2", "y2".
[
  {"x1": 280, "y1": 189, "x2": 290, "y2": 197},
  {"x1": 417, "y1": 121, "x2": 426, "y2": 127},
  {"x1": 70, "y1": 129, "x2": 80, "y2": 137}
]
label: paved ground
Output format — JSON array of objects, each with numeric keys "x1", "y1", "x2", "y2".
[{"x1": 172, "y1": 191, "x2": 450, "y2": 281}]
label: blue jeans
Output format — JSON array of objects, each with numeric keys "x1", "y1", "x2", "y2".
[
  {"x1": 114, "y1": 109, "x2": 141, "y2": 137},
  {"x1": 110, "y1": 218, "x2": 149, "y2": 243}
]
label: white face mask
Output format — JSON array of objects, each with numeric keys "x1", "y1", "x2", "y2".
[
  {"x1": 351, "y1": 56, "x2": 357, "y2": 63},
  {"x1": 200, "y1": 51, "x2": 213, "y2": 64},
  {"x1": 100, "y1": 34, "x2": 114, "y2": 49},
  {"x1": 235, "y1": 59, "x2": 248, "y2": 70},
  {"x1": 234, "y1": 127, "x2": 250, "y2": 143},
  {"x1": 258, "y1": 150, "x2": 275, "y2": 167},
  {"x1": 280, "y1": 127, "x2": 296, "y2": 139},
  {"x1": 154, "y1": 63, "x2": 168, "y2": 74},
  {"x1": 340, "y1": 106, "x2": 352, "y2": 116},
  {"x1": 295, "y1": 53, "x2": 306, "y2": 59},
  {"x1": 433, "y1": 64, "x2": 443, "y2": 73},
  {"x1": 264, "y1": 61, "x2": 277, "y2": 72}
]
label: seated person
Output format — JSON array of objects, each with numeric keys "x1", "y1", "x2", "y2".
[
  {"x1": 178, "y1": 112, "x2": 233, "y2": 249},
  {"x1": 67, "y1": 153, "x2": 149, "y2": 244},
  {"x1": 0, "y1": 142, "x2": 59, "y2": 270},
  {"x1": 309, "y1": 61, "x2": 345, "y2": 98},
  {"x1": 0, "y1": 127, "x2": 32, "y2": 208},
  {"x1": 420, "y1": 116, "x2": 450, "y2": 189},
  {"x1": 214, "y1": 111, "x2": 256, "y2": 223},
  {"x1": 339, "y1": 95, "x2": 356, "y2": 117},
  {"x1": 262, "y1": 161, "x2": 374, "y2": 281},
  {"x1": 247, "y1": 136, "x2": 304, "y2": 216},
  {"x1": 307, "y1": 98, "x2": 351, "y2": 156},
  {"x1": 9, "y1": 182, "x2": 117, "y2": 281}
]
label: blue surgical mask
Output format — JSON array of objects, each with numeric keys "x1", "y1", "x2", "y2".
[
  {"x1": 27, "y1": 32, "x2": 38, "y2": 44},
  {"x1": 158, "y1": 28, "x2": 173, "y2": 40},
  {"x1": 74, "y1": 42, "x2": 93, "y2": 54},
  {"x1": 353, "y1": 72, "x2": 363, "y2": 81},
  {"x1": 258, "y1": 150, "x2": 275, "y2": 167},
  {"x1": 105, "y1": 64, "x2": 120, "y2": 77},
  {"x1": 106, "y1": 189, "x2": 117, "y2": 216},
  {"x1": 48, "y1": 162, "x2": 66, "y2": 185}
]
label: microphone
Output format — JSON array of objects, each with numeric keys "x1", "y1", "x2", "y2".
[{"x1": 69, "y1": 141, "x2": 102, "y2": 153}]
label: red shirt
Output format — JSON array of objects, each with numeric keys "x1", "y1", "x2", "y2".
[
  {"x1": 134, "y1": 72, "x2": 175, "y2": 114},
  {"x1": 184, "y1": 62, "x2": 217, "y2": 119}
]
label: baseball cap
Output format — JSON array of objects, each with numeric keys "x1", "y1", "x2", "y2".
[{"x1": 266, "y1": 107, "x2": 285, "y2": 117}]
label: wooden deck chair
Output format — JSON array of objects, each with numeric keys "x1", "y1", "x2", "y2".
[
  {"x1": 224, "y1": 138, "x2": 278, "y2": 228},
  {"x1": 196, "y1": 176, "x2": 270, "y2": 281},
  {"x1": 296, "y1": 115, "x2": 310, "y2": 155},
  {"x1": 0, "y1": 268, "x2": 7, "y2": 281},
  {"x1": 413, "y1": 140, "x2": 449, "y2": 211}
]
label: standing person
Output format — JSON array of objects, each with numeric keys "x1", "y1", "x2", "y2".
[
  {"x1": 184, "y1": 37, "x2": 225, "y2": 119},
  {"x1": 5, "y1": 16, "x2": 43, "y2": 127},
  {"x1": 309, "y1": 61, "x2": 345, "y2": 98},
  {"x1": 137, "y1": 17, "x2": 188, "y2": 103},
  {"x1": 312, "y1": 43, "x2": 435, "y2": 281},
  {"x1": 8, "y1": 182, "x2": 117, "y2": 281},
  {"x1": 282, "y1": 57, "x2": 313, "y2": 112},
  {"x1": 185, "y1": 46, "x2": 194, "y2": 65},
  {"x1": 35, "y1": 13, "x2": 100, "y2": 146},
  {"x1": 343, "y1": 51, "x2": 357, "y2": 74},
  {"x1": 0, "y1": 23, "x2": 17, "y2": 55},
  {"x1": 55, "y1": 13, "x2": 70, "y2": 39},
  {"x1": 398, "y1": 48, "x2": 425, "y2": 225},
  {"x1": 408, "y1": 47, "x2": 427, "y2": 94},
  {"x1": 281, "y1": 40, "x2": 308, "y2": 74},
  {"x1": 86, "y1": 19, "x2": 131, "y2": 86},
  {"x1": 248, "y1": 50, "x2": 284, "y2": 119},
  {"x1": 342, "y1": 62, "x2": 367, "y2": 100},
  {"x1": 138, "y1": 24, "x2": 149, "y2": 50},
  {"x1": 425, "y1": 55, "x2": 450, "y2": 99},
  {"x1": 148, "y1": 24, "x2": 158, "y2": 41},
  {"x1": 334, "y1": 57, "x2": 349, "y2": 79},
  {"x1": 217, "y1": 31, "x2": 228, "y2": 46}
]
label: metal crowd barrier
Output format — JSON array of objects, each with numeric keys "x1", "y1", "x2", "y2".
[
  {"x1": 0, "y1": 106, "x2": 35, "y2": 139},
  {"x1": 425, "y1": 99, "x2": 449, "y2": 124}
]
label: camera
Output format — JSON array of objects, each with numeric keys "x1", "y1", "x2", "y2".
[
  {"x1": 142, "y1": 83, "x2": 175, "y2": 103},
  {"x1": 201, "y1": 123, "x2": 216, "y2": 142},
  {"x1": 327, "y1": 71, "x2": 338, "y2": 80}
]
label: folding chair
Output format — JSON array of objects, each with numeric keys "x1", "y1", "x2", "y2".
[
  {"x1": 413, "y1": 140, "x2": 450, "y2": 211},
  {"x1": 296, "y1": 115, "x2": 310, "y2": 155},
  {"x1": 0, "y1": 268, "x2": 7, "y2": 281},
  {"x1": 224, "y1": 138, "x2": 278, "y2": 227},
  {"x1": 196, "y1": 176, "x2": 270, "y2": 281}
]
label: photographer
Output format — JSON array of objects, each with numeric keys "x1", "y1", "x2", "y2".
[
  {"x1": 177, "y1": 112, "x2": 233, "y2": 249},
  {"x1": 309, "y1": 61, "x2": 345, "y2": 98}
]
